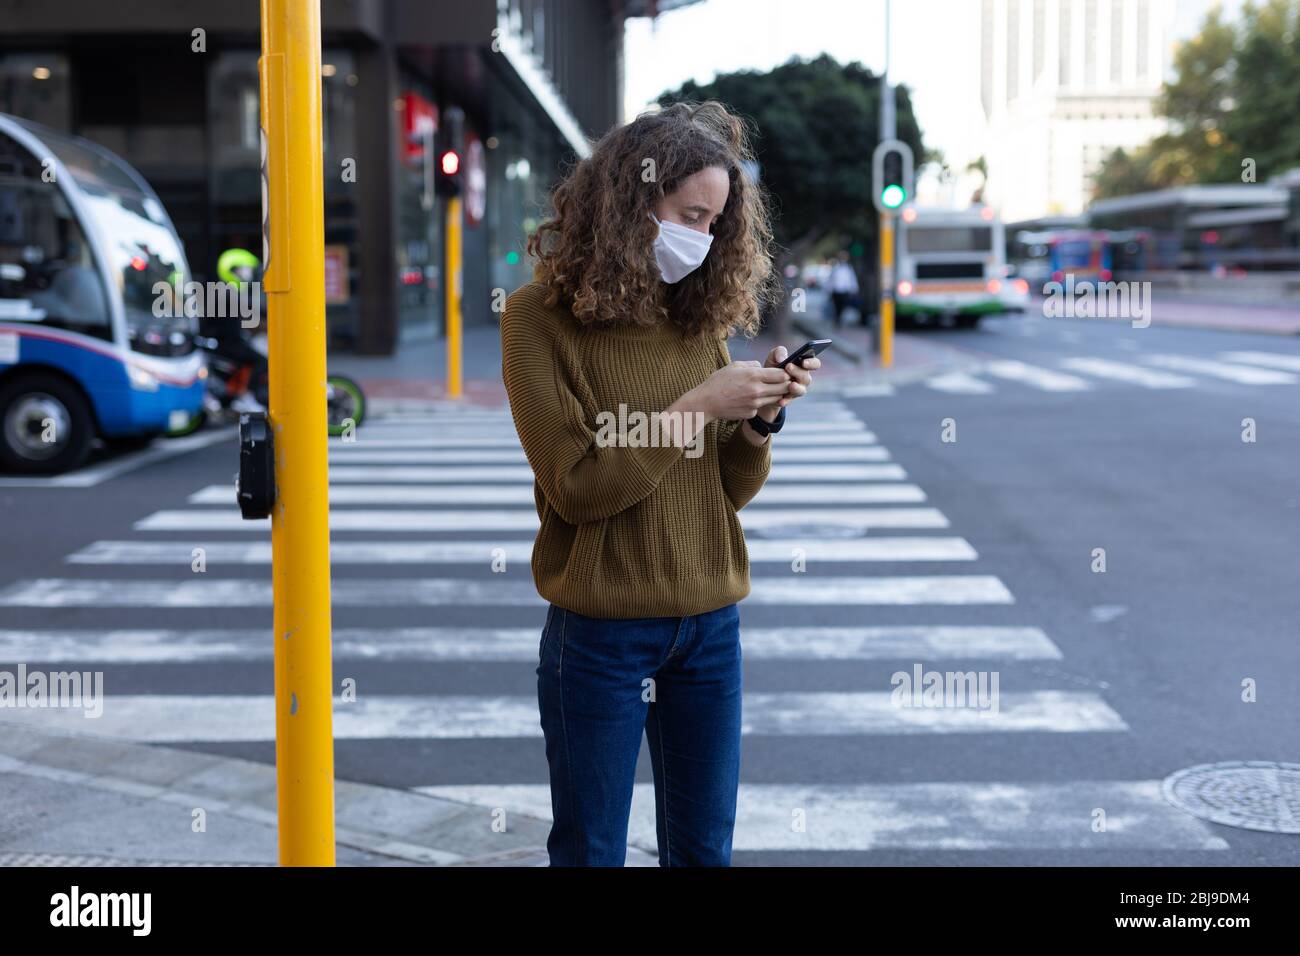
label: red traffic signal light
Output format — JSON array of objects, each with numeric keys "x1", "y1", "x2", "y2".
[{"x1": 440, "y1": 150, "x2": 460, "y2": 176}]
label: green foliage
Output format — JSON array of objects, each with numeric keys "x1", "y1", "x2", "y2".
[
  {"x1": 1092, "y1": 0, "x2": 1300, "y2": 198},
  {"x1": 657, "y1": 54, "x2": 925, "y2": 262}
]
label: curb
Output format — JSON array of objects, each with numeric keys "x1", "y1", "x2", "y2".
[{"x1": 0, "y1": 720, "x2": 574, "y2": 867}]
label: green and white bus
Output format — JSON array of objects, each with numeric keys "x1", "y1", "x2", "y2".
[{"x1": 894, "y1": 203, "x2": 1028, "y2": 328}]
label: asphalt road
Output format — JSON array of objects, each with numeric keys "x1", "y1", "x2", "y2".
[{"x1": 1, "y1": 310, "x2": 1298, "y2": 866}]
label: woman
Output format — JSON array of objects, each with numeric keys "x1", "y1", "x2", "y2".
[{"x1": 501, "y1": 101, "x2": 819, "y2": 867}]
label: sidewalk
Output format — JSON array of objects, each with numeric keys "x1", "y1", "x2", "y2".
[
  {"x1": 329, "y1": 326, "x2": 508, "y2": 407},
  {"x1": 1025, "y1": 292, "x2": 1300, "y2": 335},
  {"x1": 329, "y1": 316, "x2": 979, "y2": 409},
  {"x1": 1126, "y1": 295, "x2": 1300, "y2": 335},
  {"x1": 0, "y1": 720, "x2": 658, "y2": 866}
]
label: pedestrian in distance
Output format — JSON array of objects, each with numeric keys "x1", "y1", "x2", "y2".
[
  {"x1": 500, "y1": 100, "x2": 820, "y2": 867},
  {"x1": 828, "y1": 250, "x2": 860, "y2": 328}
]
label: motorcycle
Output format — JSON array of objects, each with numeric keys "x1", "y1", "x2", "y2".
[
  {"x1": 169, "y1": 248, "x2": 366, "y2": 438},
  {"x1": 169, "y1": 328, "x2": 366, "y2": 438}
]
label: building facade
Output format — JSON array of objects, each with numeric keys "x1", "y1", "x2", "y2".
[
  {"x1": 0, "y1": 0, "x2": 658, "y2": 354},
  {"x1": 979, "y1": 0, "x2": 1177, "y2": 221}
]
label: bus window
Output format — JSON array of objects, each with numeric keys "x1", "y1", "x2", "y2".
[
  {"x1": 0, "y1": 134, "x2": 112, "y2": 341},
  {"x1": 27, "y1": 123, "x2": 195, "y2": 358},
  {"x1": 1053, "y1": 240, "x2": 1096, "y2": 269},
  {"x1": 77, "y1": 185, "x2": 195, "y2": 357},
  {"x1": 904, "y1": 226, "x2": 993, "y2": 254}
]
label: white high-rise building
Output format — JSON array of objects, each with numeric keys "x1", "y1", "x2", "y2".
[{"x1": 979, "y1": 0, "x2": 1178, "y2": 221}]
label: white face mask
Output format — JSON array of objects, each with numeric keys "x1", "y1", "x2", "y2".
[{"x1": 650, "y1": 213, "x2": 713, "y2": 283}]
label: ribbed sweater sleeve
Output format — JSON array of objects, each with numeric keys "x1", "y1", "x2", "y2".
[
  {"x1": 715, "y1": 339, "x2": 773, "y2": 511},
  {"x1": 501, "y1": 289, "x2": 685, "y2": 525}
]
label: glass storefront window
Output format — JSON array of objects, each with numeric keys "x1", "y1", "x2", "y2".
[
  {"x1": 394, "y1": 77, "x2": 441, "y2": 340},
  {"x1": 321, "y1": 51, "x2": 360, "y2": 348},
  {"x1": 484, "y1": 80, "x2": 566, "y2": 304},
  {"x1": 208, "y1": 48, "x2": 361, "y2": 347},
  {"x1": 0, "y1": 55, "x2": 70, "y2": 131}
]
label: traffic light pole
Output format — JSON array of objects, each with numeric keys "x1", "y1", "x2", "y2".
[
  {"x1": 437, "y1": 106, "x2": 465, "y2": 400},
  {"x1": 445, "y1": 195, "x2": 463, "y2": 399},
  {"x1": 879, "y1": 211, "x2": 895, "y2": 367},
  {"x1": 877, "y1": 0, "x2": 895, "y2": 367},
  {"x1": 259, "y1": 0, "x2": 336, "y2": 866}
]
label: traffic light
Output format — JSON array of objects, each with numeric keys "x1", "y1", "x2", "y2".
[
  {"x1": 872, "y1": 139, "x2": 914, "y2": 213},
  {"x1": 434, "y1": 106, "x2": 465, "y2": 198}
]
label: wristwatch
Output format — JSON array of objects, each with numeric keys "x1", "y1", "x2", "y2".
[{"x1": 747, "y1": 405, "x2": 786, "y2": 438}]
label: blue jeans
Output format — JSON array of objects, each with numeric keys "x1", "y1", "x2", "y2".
[{"x1": 536, "y1": 602, "x2": 743, "y2": 867}]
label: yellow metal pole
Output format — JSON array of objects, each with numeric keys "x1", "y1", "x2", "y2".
[
  {"x1": 259, "y1": 0, "x2": 336, "y2": 866},
  {"x1": 879, "y1": 211, "x2": 895, "y2": 368},
  {"x1": 445, "y1": 195, "x2": 463, "y2": 398}
]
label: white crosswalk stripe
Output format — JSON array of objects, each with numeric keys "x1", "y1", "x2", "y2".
[
  {"x1": 67, "y1": 536, "x2": 978, "y2": 566},
  {"x1": 839, "y1": 383, "x2": 896, "y2": 397},
  {"x1": 0, "y1": 575, "x2": 1013, "y2": 607},
  {"x1": 8, "y1": 400, "x2": 1214, "y2": 858},
  {"x1": 983, "y1": 359, "x2": 1092, "y2": 392},
  {"x1": 188, "y1": 481, "x2": 927, "y2": 506},
  {"x1": 326, "y1": 463, "x2": 912, "y2": 483},
  {"x1": 1145, "y1": 354, "x2": 1299, "y2": 385},
  {"x1": 415, "y1": 782, "x2": 1227, "y2": 851},
  {"x1": 925, "y1": 372, "x2": 995, "y2": 394},
  {"x1": 330, "y1": 464, "x2": 538, "y2": 482},
  {"x1": 1058, "y1": 357, "x2": 1195, "y2": 389},
  {"x1": 132, "y1": 506, "x2": 952, "y2": 532},
  {"x1": 0, "y1": 623, "x2": 1049, "y2": 663},
  {"x1": 0, "y1": 690, "x2": 1124, "y2": 740},
  {"x1": 339, "y1": 419, "x2": 868, "y2": 444},
  {"x1": 323, "y1": 446, "x2": 896, "y2": 464},
  {"x1": 329, "y1": 432, "x2": 878, "y2": 452},
  {"x1": 1218, "y1": 350, "x2": 1300, "y2": 373},
  {"x1": 870, "y1": 349, "x2": 1300, "y2": 398}
]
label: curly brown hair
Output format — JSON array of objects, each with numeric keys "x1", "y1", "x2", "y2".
[{"x1": 526, "y1": 100, "x2": 779, "y2": 339}]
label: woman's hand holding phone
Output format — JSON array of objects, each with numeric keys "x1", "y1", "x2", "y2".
[
  {"x1": 661, "y1": 341, "x2": 824, "y2": 448},
  {"x1": 762, "y1": 344, "x2": 821, "y2": 412}
]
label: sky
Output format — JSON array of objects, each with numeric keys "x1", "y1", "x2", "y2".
[{"x1": 623, "y1": 0, "x2": 1245, "y2": 200}]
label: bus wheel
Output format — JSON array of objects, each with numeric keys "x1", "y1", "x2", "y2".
[
  {"x1": 956, "y1": 315, "x2": 982, "y2": 329},
  {"x1": 0, "y1": 374, "x2": 95, "y2": 475}
]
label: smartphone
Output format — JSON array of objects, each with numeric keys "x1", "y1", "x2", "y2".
[{"x1": 777, "y1": 339, "x2": 832, "y2": 371}]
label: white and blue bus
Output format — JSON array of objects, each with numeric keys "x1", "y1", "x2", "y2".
[{"x1": 0, "y1": 114, "x2": 204, "y2": 474}]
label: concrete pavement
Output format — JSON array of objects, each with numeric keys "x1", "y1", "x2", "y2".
[{"x1": 0, "y1": 720, "x2": 657, "y2": 866}]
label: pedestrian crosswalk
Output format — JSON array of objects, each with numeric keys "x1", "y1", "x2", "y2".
[
  {"x1": 413, "y1": 781, "x2": 1225, "y2": 851},
  {"x1": 0, "y1": 395, "x2": 1230, "y2": 859},
  {"x1": 820, "y1": 348, "x2": 1300, "y2": 398}
]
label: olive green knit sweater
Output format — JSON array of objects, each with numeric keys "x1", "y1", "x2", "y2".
[{"x1": 500, "y1": 281, "x2": 772, "y2": 619}]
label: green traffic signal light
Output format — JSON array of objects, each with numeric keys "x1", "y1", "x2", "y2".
[{"x1": 881, "y1": 184, "x2": 906, "y2": 209}]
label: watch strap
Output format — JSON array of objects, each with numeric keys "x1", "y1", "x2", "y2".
[{"x1": 747, "y1": 405, "x2": 786, "y2": 437}]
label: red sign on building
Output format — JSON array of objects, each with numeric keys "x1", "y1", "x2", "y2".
[{"x1": 401, "y1": 92, "x2": 437, "y2": 167}]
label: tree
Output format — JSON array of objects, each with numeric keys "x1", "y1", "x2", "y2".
[
  {"x1": 658, "y1": 54, "x2": 925, "y2": 330},
  {"x1": 1092, "y1": 0, "x2": 1300, "y2": 198},
  {"x1": 1219, "y1": 0, "x2": 1300, "y2": 181},
  {"x1": 966, "y1": 155, "x2": 988, "y2": 204}
]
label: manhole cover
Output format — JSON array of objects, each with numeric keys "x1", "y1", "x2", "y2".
[{"x1": 1162, "y1": 761, "x2": 1300, "y2": 834}]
